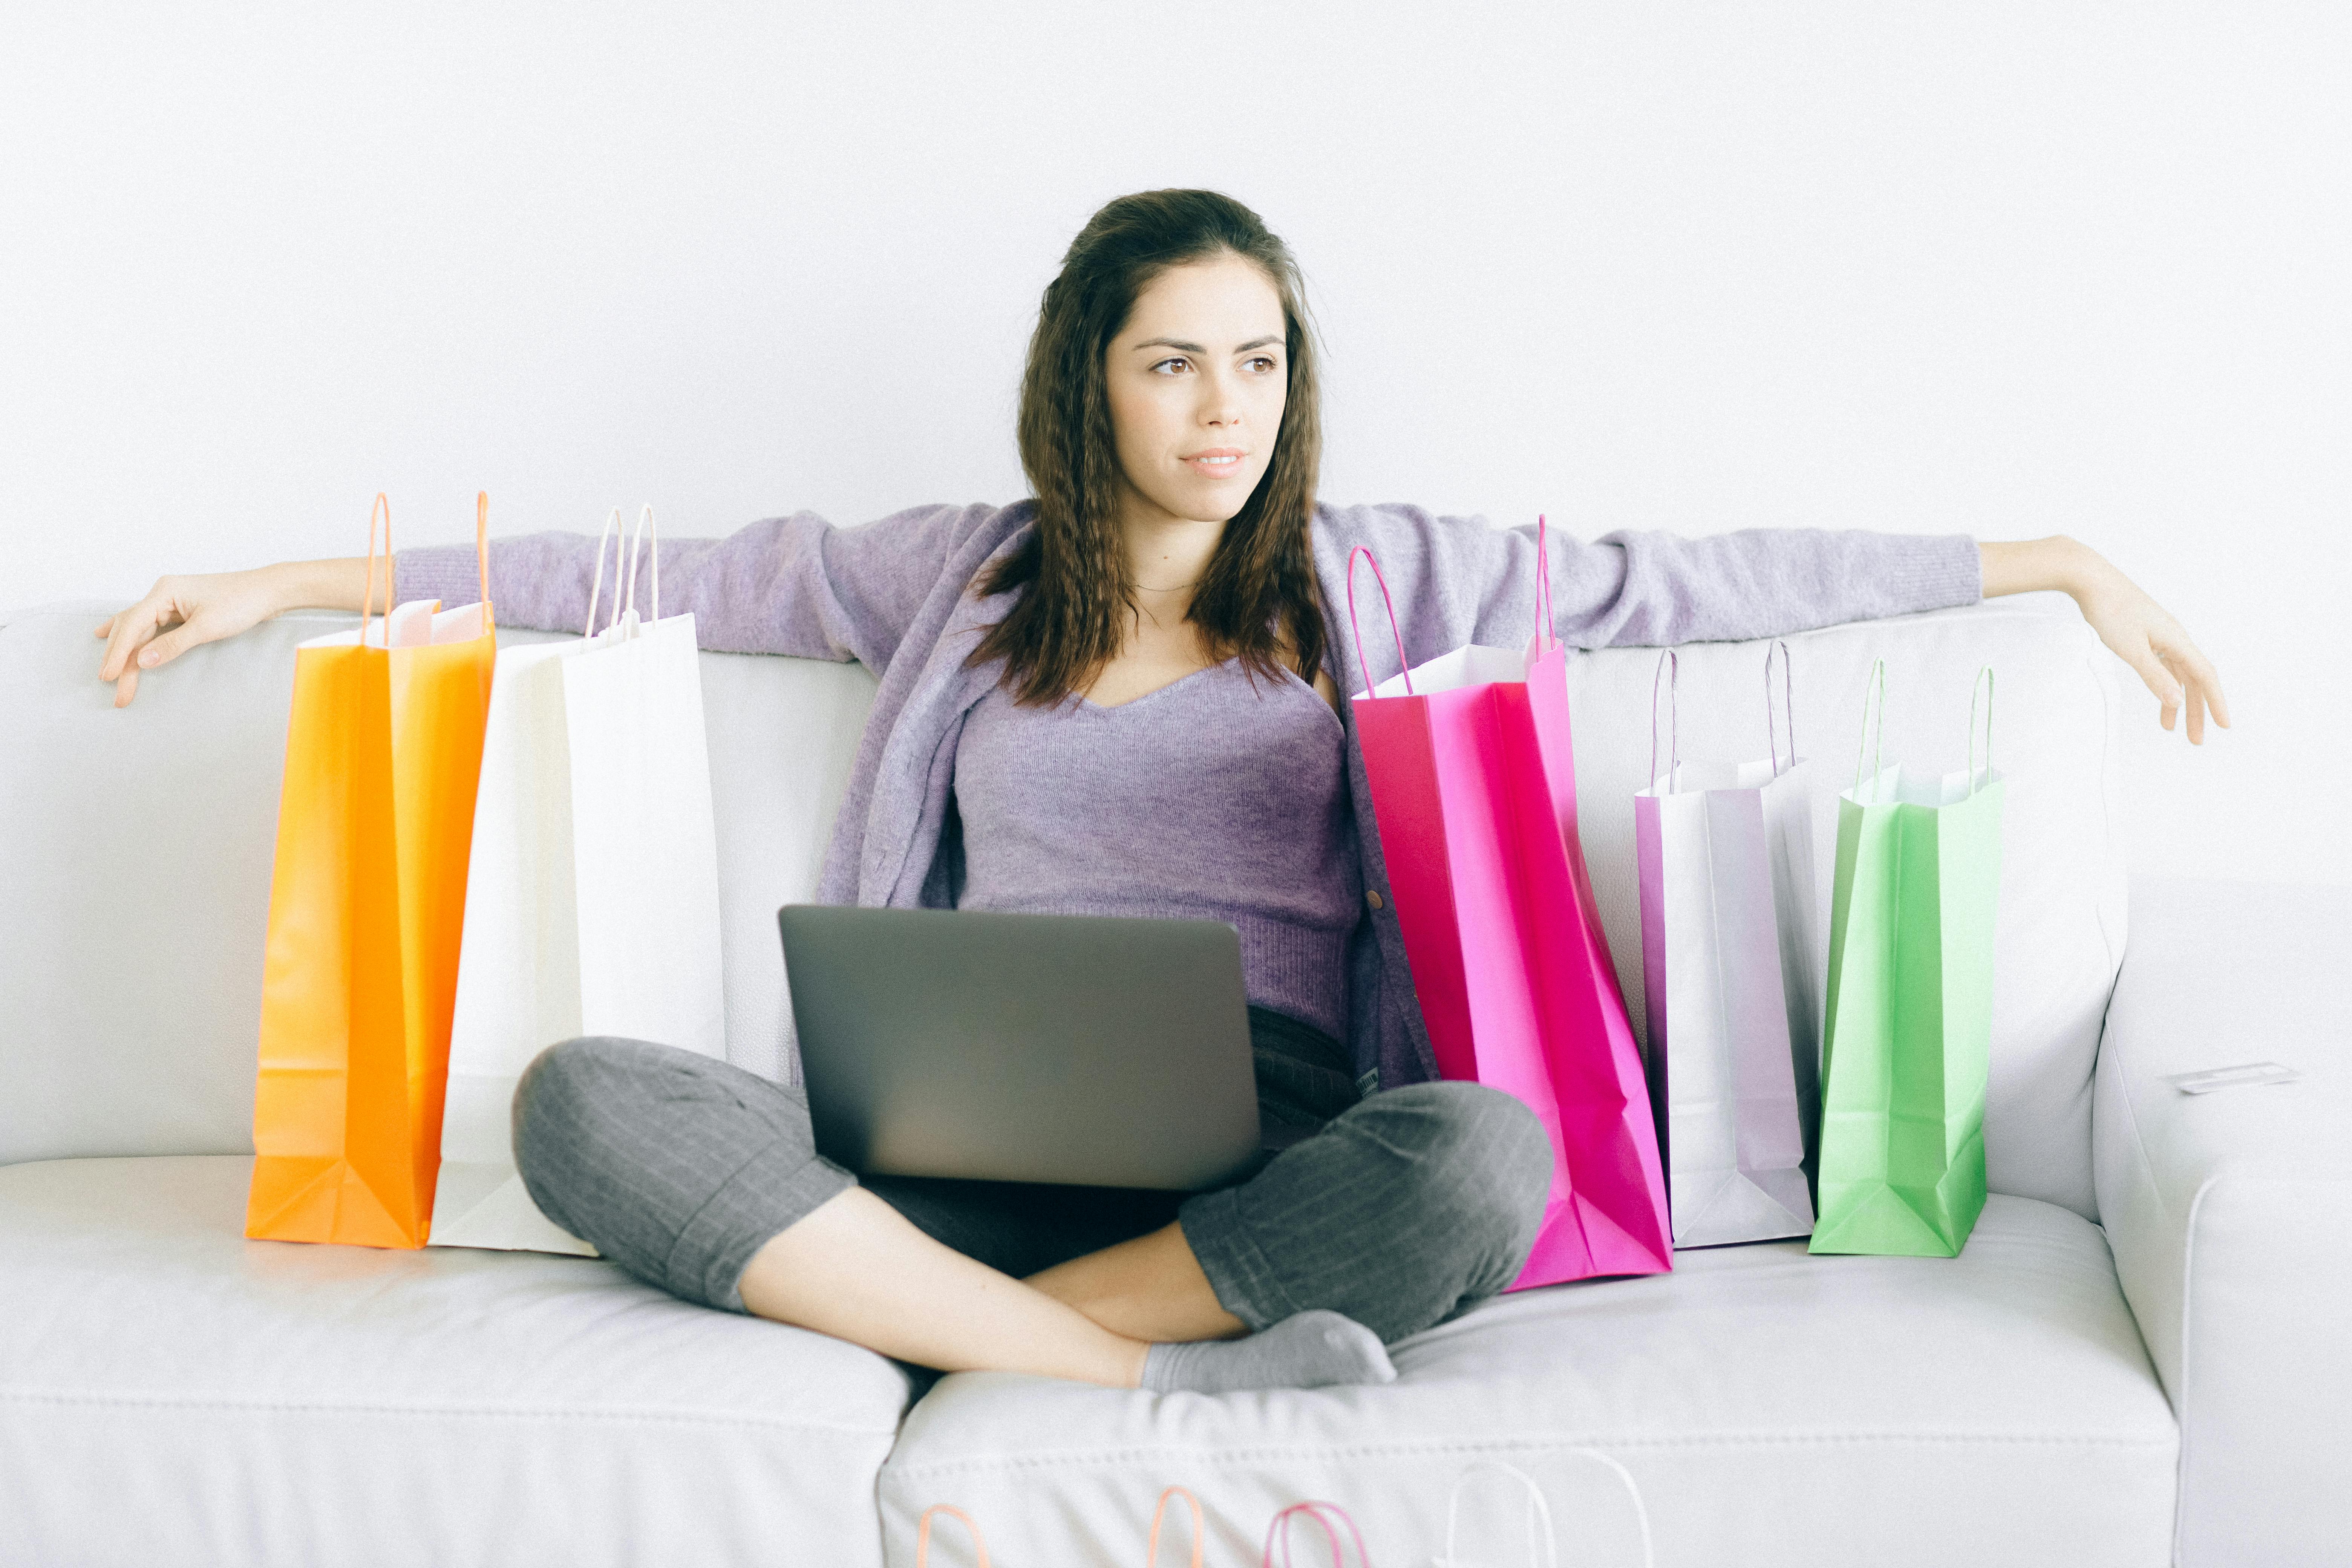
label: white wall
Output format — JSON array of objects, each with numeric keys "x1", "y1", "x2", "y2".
[{"x1": 5, "y1": 2, "x2": 2345, "y2": 885}]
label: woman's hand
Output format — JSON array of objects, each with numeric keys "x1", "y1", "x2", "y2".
[
  {"x1": 1978, "y1": 537, "x2": 2230, "y2": 744},
  {"x1": 96, "y1": 558, "x2": 369, "y2": 708}
]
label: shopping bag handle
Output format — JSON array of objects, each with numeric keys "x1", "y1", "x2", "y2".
[
  {"x1": 1851, "y1": 658, "x2": 1888, "y2": 800},
  {"x1": 586, "y1": 504, "x2": 663, "y2": 638},
  {"x1": 1648, "y1": 649, "x2": 1679, "y2": 793},
  {"x1": 586, "y1": 508, "x2": 622, "y2": 637},
  {"x1": 473, "y1": 491, "x2": 495, "y2": 633},
  {"x1": 1765, "y1": 639, "x2": 1794, "y2": 777},
  {"x1": 623, "y1": 503, "x2": 660, "y2": 624},
  {"x1": 360, "y1": 492, "x2": 392, "y2": 648},
  {"x1": 915, "y1": 1504, "x2": 991, "y2": 1568},
  {"x1": 1968, "y1": 665, "x2": 1995, "y2": 794},
  {"x1": 1533, "y1": 513, "x2": 1556, "y2": 653},
  {"x1": 1263, "y1": 1501, "x2": 1368, "y2": 1568},
  {"x1": 1344, "y1": 545, "x2": 1415, "y2": 698},
  {"x1": 1148, "y1": 1486, "x2": 1205, "y2": 1568},
  {"x1": 1433, "y1": 1453, "x2": 1655, "y2": 1568}
]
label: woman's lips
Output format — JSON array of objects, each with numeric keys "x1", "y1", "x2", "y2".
[{"x1": 1182, "y1": 449, "x2": 1248, "y2": 477}]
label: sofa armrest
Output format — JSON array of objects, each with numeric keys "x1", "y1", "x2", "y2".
[{"x1": 2093, "y1": 877, "x2": 2352, "y2": 1567}]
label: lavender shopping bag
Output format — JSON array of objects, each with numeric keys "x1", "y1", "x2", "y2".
[
  {"x1": 1345, "y1": 524, "x2": 1671, "y2": 1288},
  {"x1": 1633, "y1": 646, "x2": 1818, "y2": 1248}
]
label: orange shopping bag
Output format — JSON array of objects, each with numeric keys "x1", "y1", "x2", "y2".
[{"x1": 245, "y1": 493, "x2": 497, "y2": 1248}]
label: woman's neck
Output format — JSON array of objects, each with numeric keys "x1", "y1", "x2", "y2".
[{"x1": 1119, "y1": 504, "x2": 1225, "y2": 604}]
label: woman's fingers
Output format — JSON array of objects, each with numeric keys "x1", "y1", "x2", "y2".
[
  {"x1": 94, "y1": 616, "x2": 115, "y2": 639},
  {"x1": 2122, "y1": 638, "x2": 2184, "y2": 729},
  {"x1": 2154, "y1": 632, "x2": 2229, "y2": 745},
  {"x1": 135, "y1": 617, "x2": 212, "y2": 673},
  {"x1": 98, "y1": 594, "x2": 172, "y2": 683}
]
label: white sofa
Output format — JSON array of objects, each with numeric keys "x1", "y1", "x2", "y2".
[{"x1": 2, "y1": 592, "x2": 2344, "y2": 1567}]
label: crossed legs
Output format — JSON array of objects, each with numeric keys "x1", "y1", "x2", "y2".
[{"x1": 511, "y1": 1035, "x2": 1550, "y2": 1388}]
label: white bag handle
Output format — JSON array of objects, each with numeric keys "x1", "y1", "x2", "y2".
[
  {"x1": 584, "y1": 505, "x2": 662, "y2": 639},
  {"x1": 1648, "y1": 650, "x2": 1680, "y2": 794},
  {"x1": 585, "y1": 508, "x2": 622, "y2": 637},
  {"x1": 1765, "y1": 639, "x2": 1796, "y2": 778},
  {"x1": 624, "y1": 504, "x2": 660, "y2": 624},
  {"x1": 1433, "y1": 1454, "x2": 1654, "y2": 1568}
]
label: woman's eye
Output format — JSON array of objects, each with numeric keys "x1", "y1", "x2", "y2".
[
  {"x1": 1245, "y1": 355, "x2": 1278, "y2": 373},
  {"x1": 1151, "y1": 357, "x2": 1190, "y2": 375}
]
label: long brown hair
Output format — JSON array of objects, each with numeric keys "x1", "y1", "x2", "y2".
[{"x1": 969, "y1": 189, "x2": 1327, "y2": 704}]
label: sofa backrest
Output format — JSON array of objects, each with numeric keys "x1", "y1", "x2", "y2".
[{"x1": 0, "y1": 593, "x2": 2122, "y2": 1219}]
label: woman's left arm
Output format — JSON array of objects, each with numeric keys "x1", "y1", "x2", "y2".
[{"x1": 1980, "y1": 536, "x2": 2229, "y2": 744}]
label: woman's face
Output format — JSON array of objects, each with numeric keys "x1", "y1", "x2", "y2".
[{"x1": 1104, "y1": 251, "x2": 1289, "y2": 530}]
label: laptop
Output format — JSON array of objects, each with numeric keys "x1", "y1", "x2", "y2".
[{"x1": 778, "y1": 905, "x2": 1265, "y2": 1190}]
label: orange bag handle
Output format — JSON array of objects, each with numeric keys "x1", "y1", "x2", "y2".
[
  {"x1": 1148, "y1": 1486, "x2": 1205, "y2": 1568},
  {"x1": 360, "y1": 492, "x2": 392, "y2": 646},
  {"x1": 474, "y1": 490, "x2": 495, "y2": 632},
  {"x1": 915, "y1": 1504, "x2": 990, "y2": 1568}
]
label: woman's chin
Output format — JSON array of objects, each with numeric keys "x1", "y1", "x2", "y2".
[{"x1": 1154, "y1": 479, "x2": 1261, "y2": 527}]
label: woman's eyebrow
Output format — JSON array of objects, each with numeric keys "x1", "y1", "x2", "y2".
[{"x1": 1132, "y1": 335, "x2": 1285, "y2": 353}]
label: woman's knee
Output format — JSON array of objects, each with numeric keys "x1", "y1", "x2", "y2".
[
  {"x1": 513, "y1": 1037, "x2": 664, "y2": 1179},
  {"x1": 509, "y1": 1036, "x2": 664, "y2": 1237},
  {"x1": 1349, "y1": 1081, "x2": 1553, "y2": 1278},
  {"x1": 507, "y1": 1035, "x2": 841, "y2": 1311}
]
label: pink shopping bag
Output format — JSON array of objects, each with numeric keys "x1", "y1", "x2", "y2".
[{"x1": 1345, "y1": 521, "x2": 1672, "y2": 1288}]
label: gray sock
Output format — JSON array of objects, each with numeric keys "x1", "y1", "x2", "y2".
[{"x1": 1140, "y1": 1309, "x2": 1397, "y2": 1394}]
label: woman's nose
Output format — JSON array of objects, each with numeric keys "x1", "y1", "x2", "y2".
[{"x1": 1199, "y1": 373, "x2": 1243, "y2": 426}]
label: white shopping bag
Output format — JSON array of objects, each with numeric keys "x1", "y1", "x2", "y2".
[
  {"x1": 430, "y1": 508, "x2": 726, "y2": 1254},
  {"x1": 1632, "y1": 645, "x2": 1819, "y2": 1248}
]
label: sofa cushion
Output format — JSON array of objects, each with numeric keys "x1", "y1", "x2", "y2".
[
  {"x1": 0, "y1": 603, "x2": 875, "y2": 1163},
  {"x1": 0, "y1": 1155, "x2": 910, "y2": 1568},
  {"x1": 879, "y1": 1196, "x2": 2175, "y2": 1568}
]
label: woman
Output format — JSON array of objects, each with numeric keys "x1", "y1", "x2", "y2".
[{"x1": 96, "y1": 190, "x2": 2225, "y2": 1393}]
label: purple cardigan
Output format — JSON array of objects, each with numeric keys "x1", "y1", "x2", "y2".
[{"x1": 400, "y1": 502, "x2": 1980, "y2": 1090}]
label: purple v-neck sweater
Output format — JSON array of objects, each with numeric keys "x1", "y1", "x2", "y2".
[
  {"x1": 398, "y1": 502, "x2": 1980, "y2": 1090},
  {"x1": 956, "y1": 658, "x2": 1360, "y2": 1041}
]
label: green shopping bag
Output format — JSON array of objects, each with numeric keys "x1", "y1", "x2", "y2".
[{"x1": 1810, "y1": 664, "x2": 2004, "y2": 1257}]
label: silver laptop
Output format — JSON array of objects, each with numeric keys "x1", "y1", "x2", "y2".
[{"x1": 777, "y1": 905, "x2": 1263, "y2": 1190}]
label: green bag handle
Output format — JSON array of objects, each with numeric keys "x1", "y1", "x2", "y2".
[
  {"x1": 1852, "y1": 658, "x2": 1889, "y2": 801},
  {"x1": 1969, "y1": 666, "x2": 1996, "y2": 795}
]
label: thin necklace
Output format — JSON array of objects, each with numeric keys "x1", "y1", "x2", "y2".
[{"x1": 1134, "y1": 578, "x2": 1200, "y2": 592}]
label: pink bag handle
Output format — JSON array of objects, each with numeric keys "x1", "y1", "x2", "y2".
[
  {"x1": 1764, "y1": 640, "x2": 1795, "y2": 777},
  {"x1": 1344, "y1": 545, "x2": 1415, "y2": 698},
  {"x1": 1262, "y1": 1501, "x2": 1369, "y2": 1568},
  {"x1": 1533, "y1": 513, "x2": 1556, "y2": 652},
  {"x1": 1648, "y1": 649, "x2": 1680, "y2": 793},
  {"x1": 914, "y1": 1504, "x2": 990, "y2": 1568},
  {"x1": 1148, "y1": 1486, "x2": 1205, "y2": 1568}
]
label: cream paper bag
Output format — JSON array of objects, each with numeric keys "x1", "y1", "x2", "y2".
[
  {"x1": 430, "y1": 508, "x2": 725, "y2": 1253},
  {"x1": 1633, "y1": 645, "x2": 1820, "y2": 1248}
]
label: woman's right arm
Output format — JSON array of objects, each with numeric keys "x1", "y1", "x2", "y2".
[{"x1": 98, "y1": 504, "x2": 984, "y2": 708}]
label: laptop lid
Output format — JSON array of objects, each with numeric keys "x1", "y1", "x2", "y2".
[{"x1": 778, "y1": 905, "x2": 1261, "y2": 1191}]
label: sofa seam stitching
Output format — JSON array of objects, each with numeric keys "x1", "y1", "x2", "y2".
[
  {"x1": 878, "y1": 1429, "x2": 2181, "y2": 1481},
  {"x1": 0, "y1": 1387, "x2": 902, "y2": 1436}
]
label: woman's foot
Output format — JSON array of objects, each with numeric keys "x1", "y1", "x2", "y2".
[{"x1": 1139, "y1": 1309, "x2": 1396, "y2": 1393}]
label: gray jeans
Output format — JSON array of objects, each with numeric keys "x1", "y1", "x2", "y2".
[{"x1": 510, "y1": 1008, "x2": 1551, "y2": 1345}]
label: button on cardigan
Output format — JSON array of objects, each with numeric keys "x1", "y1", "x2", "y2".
[{"x1": 399, "y1": 501, "x2": 1981, "y2": 1092}]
